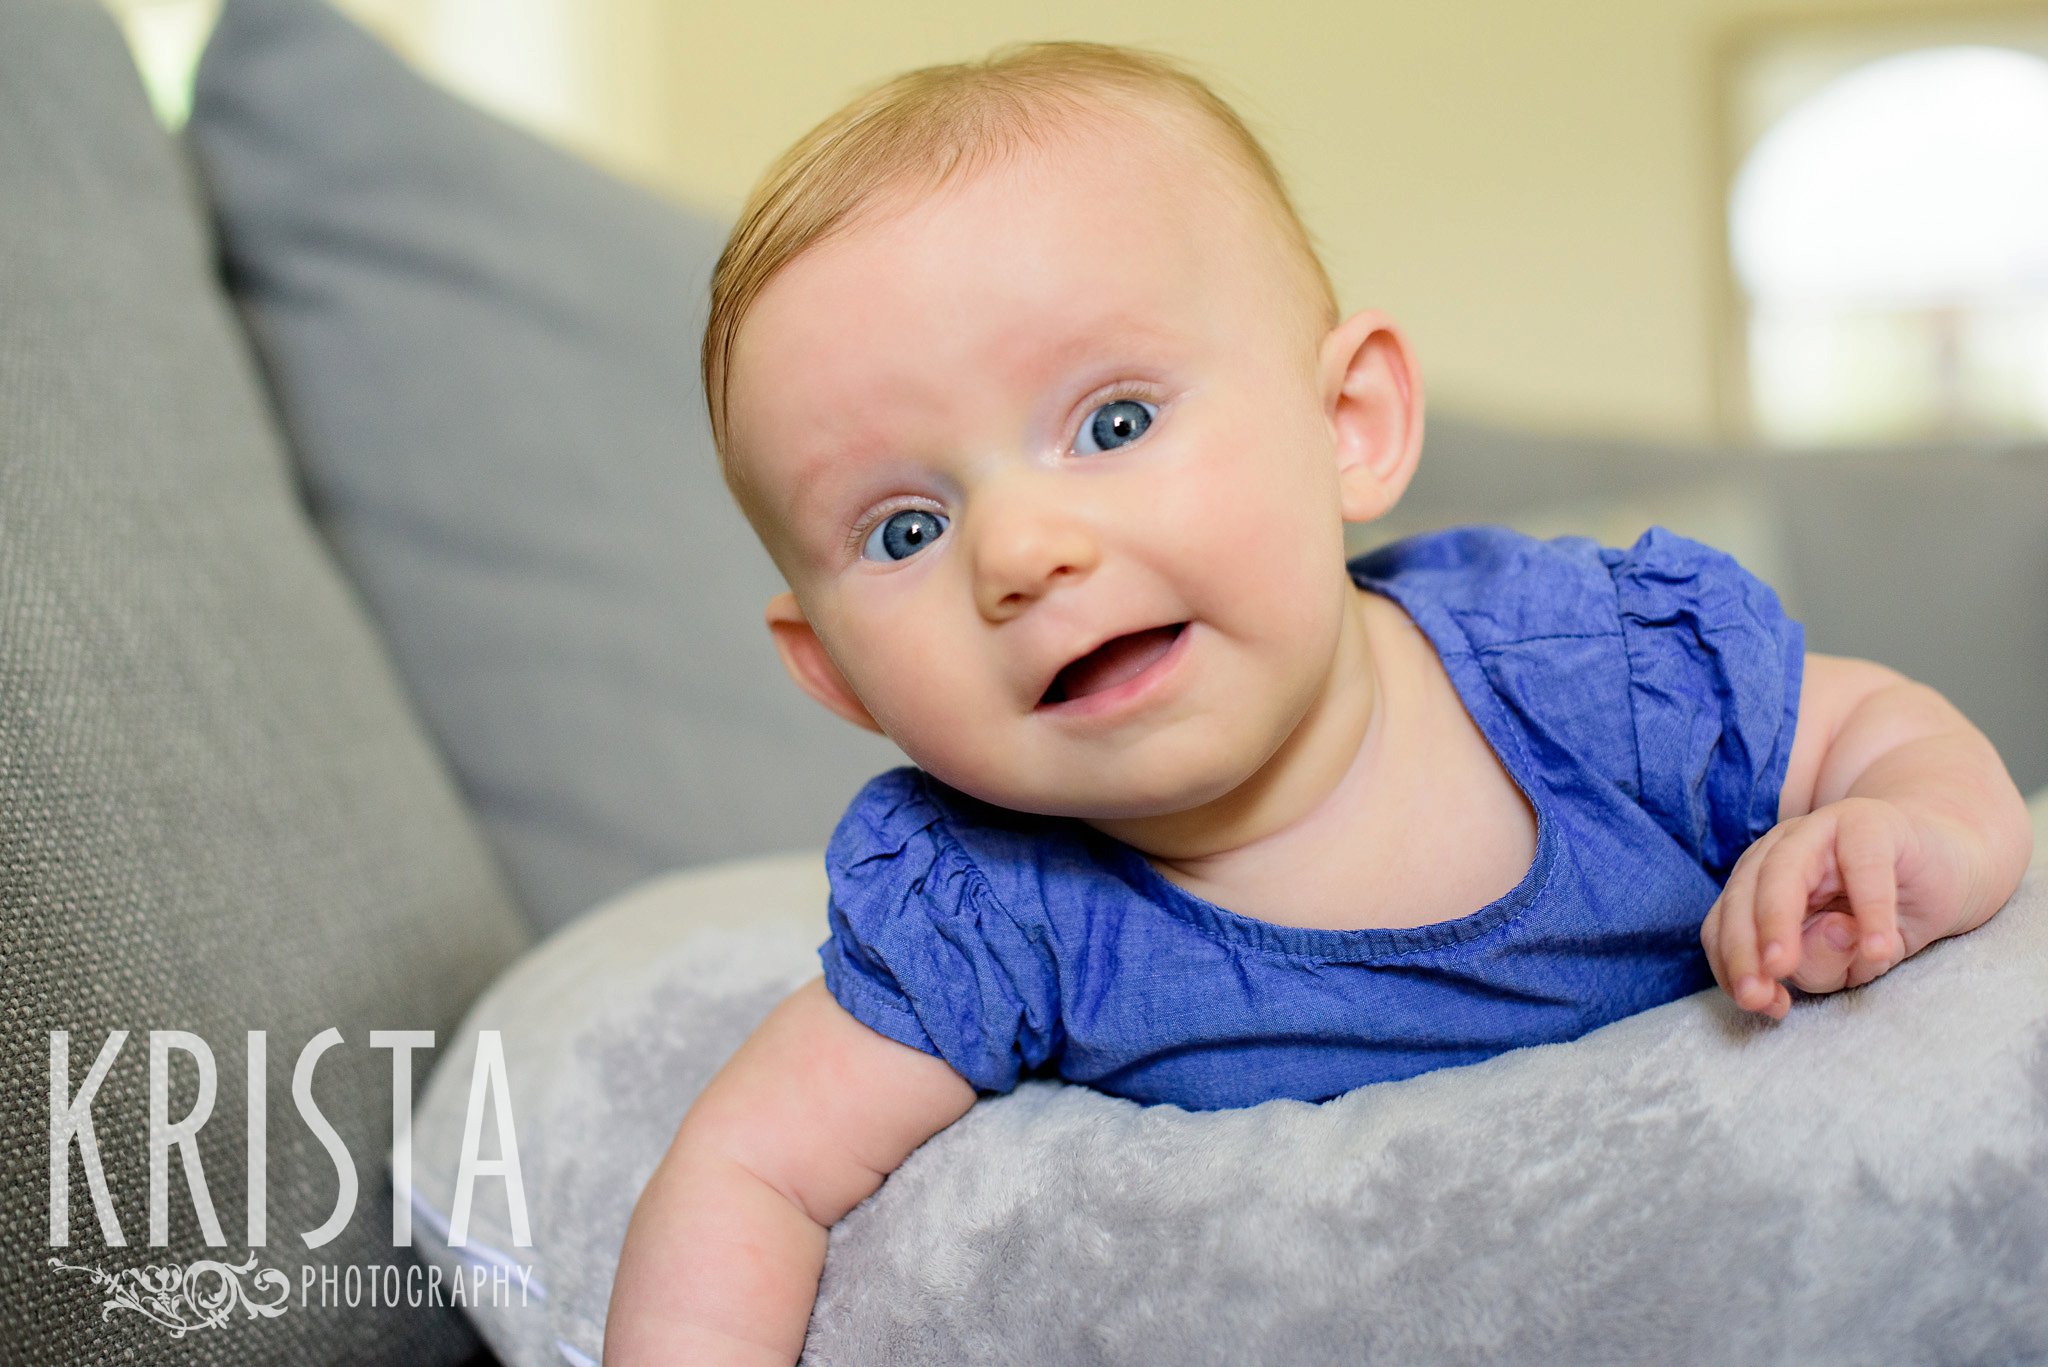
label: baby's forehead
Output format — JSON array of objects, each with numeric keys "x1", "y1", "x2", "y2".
[
  {"x1": 887, "y1": 102, "x2": 1257, "y2": 229},
  {"x1": 764, "y1": 116, "x2": 1252, "y2": 305},
  {"x1": 720, "y1": 106, "x2": 1318, "y2": 533}
]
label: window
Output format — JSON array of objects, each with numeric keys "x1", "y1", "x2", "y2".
[
  {"x1": 108, "y1": 0, "x2": 220, "y2": 128},
  {"x1": 1726, "y1": 24, "x2": 2048, "y2": 446}
]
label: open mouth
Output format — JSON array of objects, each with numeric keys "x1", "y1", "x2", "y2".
[{"x1": 1039, "y1": 623, "x2": 1188, "y2": 707}]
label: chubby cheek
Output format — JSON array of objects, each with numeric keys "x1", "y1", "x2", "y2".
[
  {"x1": 853, "y1": 651, "x2": 1051, "y2": 807},
  {"x1": 822, "y1": 607, "x2": 999, "y2": 769},
  {"x1": 1159, "y1": 438, "x2": 1346, "y2": 627},
  {"x1": 888, "y1": 711, "x2": 1039, "y2": 812}
]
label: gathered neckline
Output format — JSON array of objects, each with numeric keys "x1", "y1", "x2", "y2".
[{"x1": 1092, "y1": 571, "x2": 1556, "y2": 964}]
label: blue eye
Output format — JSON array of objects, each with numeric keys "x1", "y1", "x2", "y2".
[
  {"x1": 862, "y1": 508, "x2": 948, "y2": 562},
  {"x1": 1075, "y1": 398, "x2": 1156, "y2": 454}
]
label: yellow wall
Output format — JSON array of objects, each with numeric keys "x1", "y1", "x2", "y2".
[{"x1": 337, "y1": 0, "x2": 2036, "y2": 444}]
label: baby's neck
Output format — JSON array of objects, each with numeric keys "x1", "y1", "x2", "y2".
[
  {"x1": 1097, "y1": 586, "x2": 1539, "y2": 932},
  {"x1": 1084, "y1": 587, "x2": 1418, "y2": 916}
]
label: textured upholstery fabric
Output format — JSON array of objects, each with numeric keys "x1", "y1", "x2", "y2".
[
  {"x1": 411, "y1": 807, "x2": 2048, "y2": 1366},
  {"x1": 0, "y1": 2, "x2": 530, "y2": 1361},
  {"x1": 185, "y1": 0, "x2": 903, "y2": 934}
]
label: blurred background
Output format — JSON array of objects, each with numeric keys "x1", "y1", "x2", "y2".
[
  {"x1": 12, "y1": 0, "x2": 2029, "y2": 951},
  {"x1": 109, "y1": 0, "x2": 2048, "y2": 452},
  {"x1": 86, "y1": 0, "x2": 2048, "y2": 819}
]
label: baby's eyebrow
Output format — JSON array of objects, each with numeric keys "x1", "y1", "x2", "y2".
[
  {"x1": 1035, "y1": 312, "x2": 1176, "y2": 375},
  {"x1": 779, "y1": 445, "x2": 898, "y2": 563},
  {"x1": 770, "y1": 313, "x2": 1181, "y2": 537},
  {"x1": 784, "y1": 443, "x2": 867, "y2": 528}
]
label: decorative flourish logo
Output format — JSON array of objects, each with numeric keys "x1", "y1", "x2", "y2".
[{"x1": 47, "y1": 1254, "x2": 290, "y2": 1338}]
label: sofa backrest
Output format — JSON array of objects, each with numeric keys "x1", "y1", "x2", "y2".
[
  {"x1": 0, "y1": 3, "x2": 530, "y2": 1360},
  {"x1": 185, "y1": 0, "x2": 905, "y2": 937}
]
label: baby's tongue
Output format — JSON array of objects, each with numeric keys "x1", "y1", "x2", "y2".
[{"x1": 1052, "y1": 625, "x2": 1181, "y2": 702}]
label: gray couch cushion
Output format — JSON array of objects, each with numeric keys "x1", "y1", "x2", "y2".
[
  {"x1": 0, "y1": 2, "x2": 529, "y2": 1361},
  {"x1": 185, "y1": 0, "x2": 902, "y2": 934}
]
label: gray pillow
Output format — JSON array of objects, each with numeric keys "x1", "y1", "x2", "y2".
[
  {"x1": 410, "y1": 803, "x2": 2048, "y2": 1365},
  {"x1": 0, "y1": 1, "x2": 530, "y2": 1361},
  {"x1": 186, "y1": 0, "x2": 902, "y2": 934}
]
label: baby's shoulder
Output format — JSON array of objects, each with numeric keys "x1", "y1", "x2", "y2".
[
  {"x1": 1347, "y1": 523, "x2": 1766, "y2": 656},
  {"x1": 830, "y1": 766, "x2": 1042, "y2": 855},
  {"x1": 826, "y1": 767, "x2": 1095, "y2": 927},
  {"x1": 1348, "y1": 523, "x2": 1625, "y2": 652},
  {"x1": 818, "y1": 768, "x2": 1074, "y2": 1094}
]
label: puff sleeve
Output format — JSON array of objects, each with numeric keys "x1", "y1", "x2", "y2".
[
  {"x1": 1608, "y1": 527, "x2": 1805, "y2": 882},
  {"x1": 817, "y1": 769, "x2": 1063, "y2": 1094}
]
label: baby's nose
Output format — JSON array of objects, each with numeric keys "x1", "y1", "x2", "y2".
[{"x1": 969, "y1": 487, "x2": 1100, "y2": 622}]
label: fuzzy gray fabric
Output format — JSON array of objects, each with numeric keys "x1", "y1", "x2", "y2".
[{"x1": 411, "y1": 799, "x2": 2048, "y2": 1366}]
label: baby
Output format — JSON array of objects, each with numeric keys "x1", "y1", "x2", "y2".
[{"x1": 605, "y1": 42, "x2": 2033, "y2": 1364}]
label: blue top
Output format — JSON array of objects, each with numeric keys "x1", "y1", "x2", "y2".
[{"x1": 817, "y1": 525, "x2": 1805, "y2": 1111}]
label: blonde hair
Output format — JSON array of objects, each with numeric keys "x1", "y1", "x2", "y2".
[{"x1": 702, "y1": 41, "x2": 1337, "y2": 463}]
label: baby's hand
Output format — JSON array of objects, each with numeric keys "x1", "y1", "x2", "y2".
[{"x1": 1698, "y1": 796, "x2": 1976, "y2": 1020}]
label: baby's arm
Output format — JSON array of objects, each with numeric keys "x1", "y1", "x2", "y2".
[
  {"x1": 1700, "y1": 653, "x2": 2035, "y2": 1018},
  {"x1": 604, "y1": 977, "x2": 976, "y2": 1365}
]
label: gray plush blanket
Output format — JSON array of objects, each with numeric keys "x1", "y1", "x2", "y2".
[{"x1": 411, "y1": 802, "x2": 2048, "y2": 1366}]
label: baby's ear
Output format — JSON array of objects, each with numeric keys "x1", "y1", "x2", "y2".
[
  {"x1": 765, "y1": 592, "x2": 884, "y2": 734},
  {"x1": 1320, "y1": 309, "x2": 1425, "y2": 523}
]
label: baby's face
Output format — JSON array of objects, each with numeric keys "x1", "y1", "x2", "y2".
[{"x1": 725, "y1": 118, "x2": 1365, "y2": 821}]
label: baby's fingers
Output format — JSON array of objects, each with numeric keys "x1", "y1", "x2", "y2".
[
  {"x1": 1711, "y1": 837, "x2": 1790, "y2": 1016},
  {"x1": 1834, "y1": 799, "x2": 1905, "y2": 986},
  {"x1": 1744, "y1": 828, "x2": 1835, "y2": 1015},
  {"x1": 1786, "y1": 906, "x2": 1860, "y2": 994},
  {"x1": 1750, "y1": 817, "x2": 1835, "y2": 984}
]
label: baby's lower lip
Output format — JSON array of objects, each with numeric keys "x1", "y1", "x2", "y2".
[{"x1": 1037, "y1": 622, "x2": 1190, "y2": 712}]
